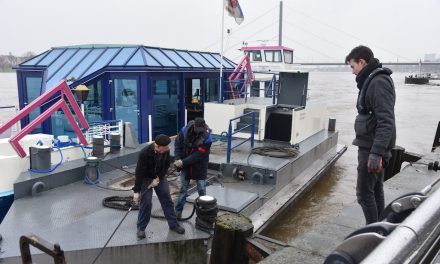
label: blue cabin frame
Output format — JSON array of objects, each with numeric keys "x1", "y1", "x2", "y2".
[{"x1": 15, "y1": 45, "x2": 236, "y2": 143}]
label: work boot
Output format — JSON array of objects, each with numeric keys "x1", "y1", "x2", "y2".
[
  {"x1": 137, "y1": 229, "x2": 146, "y2": 240},
  {"x1": 170, "y1": 224, "x2": 185, "y2": 234},
  {"x1": 176, "y1": 211, "x2": 182, "y2": 220}
]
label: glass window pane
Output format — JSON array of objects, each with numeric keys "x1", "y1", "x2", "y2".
[
  {"x1": 142, "y1": 50, "x2": 161, "y2": 67},
  {"x1": 252, "y1": 51, "x2": 262, "y2": 62},
  {"x1": 145, "y1": 48, "x2": 175, "y2": 67},
  {"x1": 274, "y1": 50, "x2": 282, "y2": 62},
  {"x1": 205, "y1": 78, "x2": 218, "y2": 102},
  {"x1": 176, "y1": 51, "x2": 202, "y2": 67},
  {"x1": 211, "y1": 54, "x2": 235, "y2": 68},
  {"x1": 127, "y1": 49, "x2": 145, "y2": 66},
  {"x1": 189, "y1": 52, "x2": 214, "y2": 68},
  {"x1": 47, "y1": 49, "x2": 77, "y2": 77},
  {"x1": 152, "y1": 79, "x2": 179, "y2": 137},
  {"x1": 68, "y1": 49, "x2": 105, "y2": 81},
  {"x1": 25, "y1": 76, "x2": 43, "y2": 133},
  {"x1": 22, "y1": 52, "x2": 49, "y2": 66},
  {"x1": 201, "y1": 53, "x2": 221, "y2": 67},
  {"x1": 37, "y1": 49, "x2": 64, "y2": 66},
  {"x1": 265, "y1": 51, "x2": 274, "y2": 62},
  {"x1": 162, "y1": 49, "x2": 190, "y2": 67},
  {"x1": 109, "y1": 47, "x2": 137, "y2": 66},
  {"x1": 85, "y1": 80, "x2": 102, "y2": 123},
  {"x1": 114, "y1": 79, "x2": 138, "y2": 137},
  {"x1": 46, "y1": 49, "x2": 90, "y2": 89},
  {"x1": 83, "y1": 48, "x2": 119, "y2": 76},
  {"x1": 284, "y1": 50, "x2": 293, "y2": 64}
]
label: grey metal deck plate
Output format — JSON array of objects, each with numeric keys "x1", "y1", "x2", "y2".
[
  {"x1": 188, "y1": 185, "x2": 259, "y2": 212},
  {"x1": 0, "y1": 127, "x2": 343, "y2": 262},
  {"x1": 0, "y1": 170, "x2": 209, "y2": 259}
]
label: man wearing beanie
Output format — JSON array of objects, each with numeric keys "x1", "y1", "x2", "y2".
[
  {"x1": 174, "y1": 117, "x2": 212, "y2": 219},
  {"x1": 132, "y1": 134, "x2": 185, "y2": 240}
]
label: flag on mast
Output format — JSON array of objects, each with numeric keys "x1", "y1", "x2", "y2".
[{"x1": 224, "y1": 0, "x2": 244, "y2": 25}]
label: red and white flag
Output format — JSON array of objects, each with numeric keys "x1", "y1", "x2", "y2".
[{"x1": 224, "y1": 0, "x2": 244, "y2": 25}]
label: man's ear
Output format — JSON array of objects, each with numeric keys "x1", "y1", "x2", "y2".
[{"x1": 359, "y1": 59, "x2": 367, "y2": 66}]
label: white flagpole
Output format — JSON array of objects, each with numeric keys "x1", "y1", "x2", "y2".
[{"x1": 219, "y1": 1, "x2": 225, "y2": 102}]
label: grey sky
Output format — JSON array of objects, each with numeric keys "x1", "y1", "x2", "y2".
[{"x1": 1, "y1": 0, "x2": 439, "y2": 63}]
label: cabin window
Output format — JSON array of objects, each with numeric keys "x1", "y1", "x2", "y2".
[
  {"x1": 251, "y1": 51, "x2": 262, "y2": 62},
  {"x1": 205, "y1": 78, "x2": 218, "y2": 102},
  {"x1": 24, "y1": 76, "x2": 43, "y2": 133},
  {"x1": 85, "y1": 81, "x2": 102, "y2": 122},
  {"x1": 264, "y1": 50, "x2": 282, "y2": 62},
  {"x1": 250, "y1": 81, "x2": 259, "y2": 97},
  {"x1": 284, "y1": 50, "x2": 293, "y2": 64}
]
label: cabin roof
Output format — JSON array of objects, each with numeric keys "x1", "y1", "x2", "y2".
[
  {"x1": 240, "y1": 45, "x2": 294, "y2": 52},
  {"x1": 18, "y1": 44, "x2": 236, "y2": 90}
]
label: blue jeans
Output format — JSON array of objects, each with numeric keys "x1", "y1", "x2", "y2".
[
  {"x1": 137, "y1": 177, "x2": 179, "y2": 231},
  {"x1": 356, "y1": 148, "x2": 385, "y2": 225},
  {"x1": 175, "y1": 171, "x2": 206, "y2": 213}
]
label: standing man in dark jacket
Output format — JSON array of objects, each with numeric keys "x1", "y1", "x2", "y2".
[
  {"x1": 174, "y1": 117, "x2": 212, "y2": 219},
  {"x1": 132, "y1": 134, "x2": 185, "y2": 240},
  {"x1": 346, "y1": 45, "x2": 396, "y2": 224}
]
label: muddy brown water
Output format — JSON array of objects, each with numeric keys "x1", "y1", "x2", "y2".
[{"x1": 262, "y1": 71, "x2": 440, "y2": 243}]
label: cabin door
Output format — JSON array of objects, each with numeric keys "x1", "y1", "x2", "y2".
[{"x1": 109, "y1": 74, "x2": 141, "y2": 142}]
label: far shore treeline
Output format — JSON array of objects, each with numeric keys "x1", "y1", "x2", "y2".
[{"x1": 0, "y1": 52, "x2": 35, "y2": 72}]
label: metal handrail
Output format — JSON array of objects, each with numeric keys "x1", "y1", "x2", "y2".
[
  {"x1": 85, "y1": 119, "x2": 123, "y2": 143},
  {"x1": 226, "y1": 111, "x2": 255, "y2": 163},
  {"x1": 362, "y1": 179, "x2": 440, "y2": 263}
]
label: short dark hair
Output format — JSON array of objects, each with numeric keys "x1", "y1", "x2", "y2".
[
  {"x1": 154, "y1": 134, "x2": 171, "y2": 146},
  {"x1": 345, "y1": 45, "x2": 374, "y2": 64}
]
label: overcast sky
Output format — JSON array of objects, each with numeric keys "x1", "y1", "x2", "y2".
[{"x1": 1, "y1": 0, "x2": 439, "y2": 63}]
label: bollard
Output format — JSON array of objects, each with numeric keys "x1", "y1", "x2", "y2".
[
  {"x1": 92, "y1": 135, "x2": 104, "y2": 157},
  {"x1": 109, "y1": 132, "x2": 121, "y2": 154},
  {"x1": 29, "y1": 145, "x2": 51, "y2": 170},
  {"x1": 84, "y1": 156, "x2": 100, "y2": 184},
  {"x1": 210, "y1": 213, "x2": 254, "y2": 264},
  {"x1": 328, "y1": 118, "x2": 336, "y2": 132}
]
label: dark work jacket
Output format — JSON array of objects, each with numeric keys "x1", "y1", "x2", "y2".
[
  {"x1": 174, "y1": 123, "x2": 212, "y2": 180},
  {"x1": 353, "y1": 59, "x2": 396, "y2": 158},
  {"x1": 132, "y1": 143, "x2": 170, "y2": 193}
]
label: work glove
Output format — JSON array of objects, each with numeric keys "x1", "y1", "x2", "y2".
[
  {"x1": 148, "y1": 177, "x2": 160, "y2": 189},
  {"x1": 368, "y1": 153, "x2": 383, "y2": 174},
  {"x1": 174, "y1": 160, "x2": 183, "y2": 169},
  {"x1": 133, "y1": 192, "x2": 139, "y2": 205}
]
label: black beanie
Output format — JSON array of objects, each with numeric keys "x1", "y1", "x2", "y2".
[
  {"x1": 193, "y1": 117, "x2": 206, "y2": 133},
  {"x1": 154, "y1": 134, "x2": 171, "y2": 146}
]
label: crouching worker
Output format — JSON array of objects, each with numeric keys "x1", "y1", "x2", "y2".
[
  {"x1": 174, "y1": 117, "x2": 212, "y2": 219},
  {"x1": 132, "y1": 134, "x2": 185, "y2": 240}
]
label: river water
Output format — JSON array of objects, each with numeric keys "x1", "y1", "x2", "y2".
[{"x1": 1, "y1": 71, "x2": 439, "y2": 243}]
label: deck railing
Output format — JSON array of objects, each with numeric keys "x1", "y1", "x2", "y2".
[
  {"x1": 85, "y1": 119, "x2": 123, "y2": 143},
  {"x1": 226, "y1": 111, "x2": 255, "y2": 163}
]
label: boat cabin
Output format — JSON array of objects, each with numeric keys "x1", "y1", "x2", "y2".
[
  {"x1": 240, "y1": 45, "x2": 295, "y2": 73},
  {"x1": 15, "y1": 45, "x2": 236, "y2": 143}
]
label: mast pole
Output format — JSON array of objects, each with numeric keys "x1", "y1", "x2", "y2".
[
  {"x1": 278, "y1": 1, "x2": 283, "y2": 46},
  {"x1": 219, "y1": 2, "x2": 225, "y2": 102}
]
